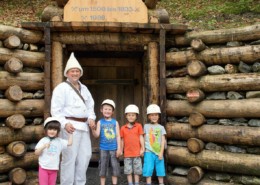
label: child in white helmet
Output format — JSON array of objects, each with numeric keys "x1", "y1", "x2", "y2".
[
  {"x1": 120, "y1": 104, "x2": 145, "y2": 185},
  {"x1": 91, "y1": 99, "x2": 121, "y2": 185},
  {"x1": 142, "y1": 104, "x2": 166, "y2": 185},
  {"x1": 35, "y1": 117, "x2": 73, "y2": 185}
]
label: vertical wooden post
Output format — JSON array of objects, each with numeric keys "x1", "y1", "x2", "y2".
[
  {"x1": 159, "y1": 29, "x2": 166, "y2": 125},
  {"x1": 147, "y1": 42, "x2": 159, "y2": 104},
  {"x1": 44, "y1": 23, "x2": 51, "y2": 119},
  {"x1": 52, "y1": 41, "x2": 63, "y2": 89}
]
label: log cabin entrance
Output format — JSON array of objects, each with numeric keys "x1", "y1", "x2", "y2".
[{"x1": 74, "y1": 51, "x2": 144, "y2": 157}]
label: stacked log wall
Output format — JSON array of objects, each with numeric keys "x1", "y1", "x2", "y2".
[
  {"x1": 165, "y1": 24, "x2": 260, "y2": 185},
  {"x1": 0, "y1": 25, "x2": 44, "y2": 184}
]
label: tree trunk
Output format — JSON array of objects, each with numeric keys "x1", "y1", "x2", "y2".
[
  {"x1": 167, "y1": 99, "x2": 260, "y2": 118},
  {"x1": 187, "y1": 138, "x2": 205, "y2": 153},
  {"x1": 5, "y1": 114, "x2": 26, "y2": 129},
  {"x1": 166, "y1": 45, "x2": 260, "y2": 67},
  {"x1": 187, "y1": 60, "x2": 207, "y2": 77},
  {"x1": 4, "y1": 57, "x2": 23, "y2": 74},
  {"x1": 0, "y1": 72, "x2": 44, "y2": 91},
  {"x1": 0, "y1": 48, "x2": 45, "y2": 68},
  {"x1": 172, "y1": 24, "x2": 260, "y2": 46},
  {"x1": 167, "y1": 175, "x2": 239, "y2": 185},
  {"x1": 4, "y1": 35, "x2": 21, "y2": 49},
  {"x1": 167, "y1": 146, "x2": 260, "y2": 176},
  {"x1": 166, "y1": 122, "x2": 260, "y2": 146},
  {"x1": 0, "y1": 152, "x2": 38, "y2": 173},
  {"x1": 0, "y1": 25, "x2": 43, "y2": 44},
  {"x1": 0, "y1": 125, "x2": 44, "y2": 146},
  {"x1": 41, "y1": 5, "x2": 64, "y2": 22},
  {"x1": 8, "y1": 168, "x2": 26, "y2": 185},
  {"x1": 7, "y1": 141, "x2": 27, "y2": 157},
  {"x1": 4, "y1": 85, "x2": 23, "y2": 102},
  {"x1": 187, "y1": 166, "x2": 204, "y2": 184},
  {"x1": 167, "y1": 73, "x2": 260, "y2": 93},
  {"x1": 191, "y1": 39, "x2": 206, "y2": 52},
  {"x1": 0, "y1": 99, "x2": 44, "y2": 117},
  {"x1": 188, "y1": 112, "x2": 205, "y2": 127}
]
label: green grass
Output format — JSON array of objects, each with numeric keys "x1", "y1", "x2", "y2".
[{"x1": 157, "y1": 0, "x2": 260, "y2": 30}]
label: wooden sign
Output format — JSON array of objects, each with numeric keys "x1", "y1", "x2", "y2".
[{"x1": 64, "y1": 0, "x2": 148, "y2": 23}]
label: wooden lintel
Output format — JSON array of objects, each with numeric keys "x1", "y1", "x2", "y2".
[{"x1": 82, "y1": 79, "x2": 138, "y2": 85}]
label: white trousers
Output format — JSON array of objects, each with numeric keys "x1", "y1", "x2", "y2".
[{"x1": 60, "y1": 129, "x2": 92, "y2": 185}]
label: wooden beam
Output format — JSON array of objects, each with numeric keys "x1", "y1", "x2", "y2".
[
  {"x1": 167, "y1": 99, "x2": 260, "y2": 118},
  {"x1": 52, "y1": 41, "x2": 63, "y2": 89}
]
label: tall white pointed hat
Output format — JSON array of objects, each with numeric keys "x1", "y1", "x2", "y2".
[{"x1": 64, "y1": 52, "x2": 83, "y2": 77}]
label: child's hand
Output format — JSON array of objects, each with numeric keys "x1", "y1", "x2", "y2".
[
  {"x1": 140, "y1": 149, "x2": 144, "y2": 157},
  {"x1": 158, "y1": 153, "x2": 163, "y2": 160},
  {"x1": 45, "y1": 142, "x2": 50, "y2": 149},
  {"x1": 116, "y1": 149, "x2": 122, "y2": 158}
]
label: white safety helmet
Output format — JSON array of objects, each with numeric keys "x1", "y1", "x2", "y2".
[
  {"x1": 44, "y1": 117, "x2": 60, "y2": 127},
  {"x1": 147, "y1": 104, "x2": 161, "y2": 114},
  {"x1": 125, "y1": 104, "x2": 139, "y2": 114},
  {"x1": 101, "y1": 99, "x2": 116, "y2": 109}
]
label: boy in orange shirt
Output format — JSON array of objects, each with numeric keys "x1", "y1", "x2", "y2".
[{"x1": 120, "y1": 104, "x2": 145, "y2": 185}]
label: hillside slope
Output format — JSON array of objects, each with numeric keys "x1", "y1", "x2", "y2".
[{"x1": 0, "y1": 0, "x2": 259, "y2": 30}]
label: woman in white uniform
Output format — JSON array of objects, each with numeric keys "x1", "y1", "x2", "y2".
[{"x1": 51, "y1": 52, "x2": 96, "y2": 185}]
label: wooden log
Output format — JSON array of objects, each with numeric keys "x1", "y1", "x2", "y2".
[
  {"x1": 148, "y1": 9, "x2": 169, "y2": 23},
  {"x1": 166, "y1": 122, "x2": 260, "y2": 146},
  {"x1": 166, "y1": 45, "x2": 260, "y2": 67},
  {"x1": 187, "y1": 166, "x2": 204, "y2": 184},
  {"x1": 0, "y1": 48, "x2": 45, "y2": 67},
  {"x1": 187, "y1": 60, "x2": 207, "y2": 77},
  {"x1": 4, "y1": 35, "x2": 21, "y2": 49},
  {"x1": 41, "y1": 4, "x2": 64, "y2": 22},
  {"x1": 0, "y1": 71, "x2": 44, "y2": 91},
  {"x1": 0, "y1": 99, "x2": 44, "y2": 117},
  {"x1": 0, "y1": 152, "x2": 38, "y2": 173},
  {"x1": 6, "y1": 141, "x2": 27, "y2": 157},
  {"x1": 5, "y1": 85, "x2": 23, "y2": 102},
  {"x1": 172, "y1": 24, "x2": 260, "y2": 46},
  {"x1": 56, "y1": 0, "x2": 68, "y2": 7},
  {"x1": 52, "y1": 32, "x2": 159, "y2": 45},
  {"x1": 24, "y1": 178, "x2": 38, "y2": 185},
  {"x1": 8, "y1": 168, "x2": 26, "y2": 185},
  {"x1": 0, "y1": 182, "x2": 11, "y2": 185},
  {"x1": 166, "y1": 67, "x2": 188, "y2": 78},
  {"x1": 167, "y1": 99, "x2": 260, "y2": 118},
  {"x1": 191, "y1": 39, "x2": 206, "y2": 52},
  {"x1": 0, "y1": 125, "x2": 44, "y2": 146},
  {"x1": 145, "y1": 0, "x2": 158, "y2": 9},
  {"x1": 5, "y1": 114, "x2": 26, "y2": 129},
  {"x1": 4, "y1": 57, "x2": 23, "y2": 73},
  {"x1": 52, "y1": 41, "x2": 64, "y2": 89},
  {"x1": 186, "y1": 89, "x2": 205, "y2": 103},
  {"x1": 187, "y1": 138, "x2": 205, "y2": 153},
  {"x1": 167, "y1": 175, "x2": 239, "y2": 185},
  {"x1": 167, "y1": 146, "x2": 260, "y2": 176},
  {"x1": 188, "y1": 112, "x2": 205, "y2": 127},
  {"x1": 147, "y1": 42, "x2": 159, "y2": 104},
  {"x1": 0, "y1": 25, "x2": 43, "y2": 44},
  {"x1": 166, "y1": 73, "x2": 260, "y2": 93},
  {"x1": 0, "y1": 146, "x2": 5, "y2": 154}
]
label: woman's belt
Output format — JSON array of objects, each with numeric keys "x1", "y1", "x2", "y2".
[{"x1": 65, "y1": 117, "x2": 88, "y2": 122}]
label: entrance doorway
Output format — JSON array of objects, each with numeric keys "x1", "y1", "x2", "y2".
[{"x1": 76, "y1": 52, "x2": 144, "y2": 157}]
